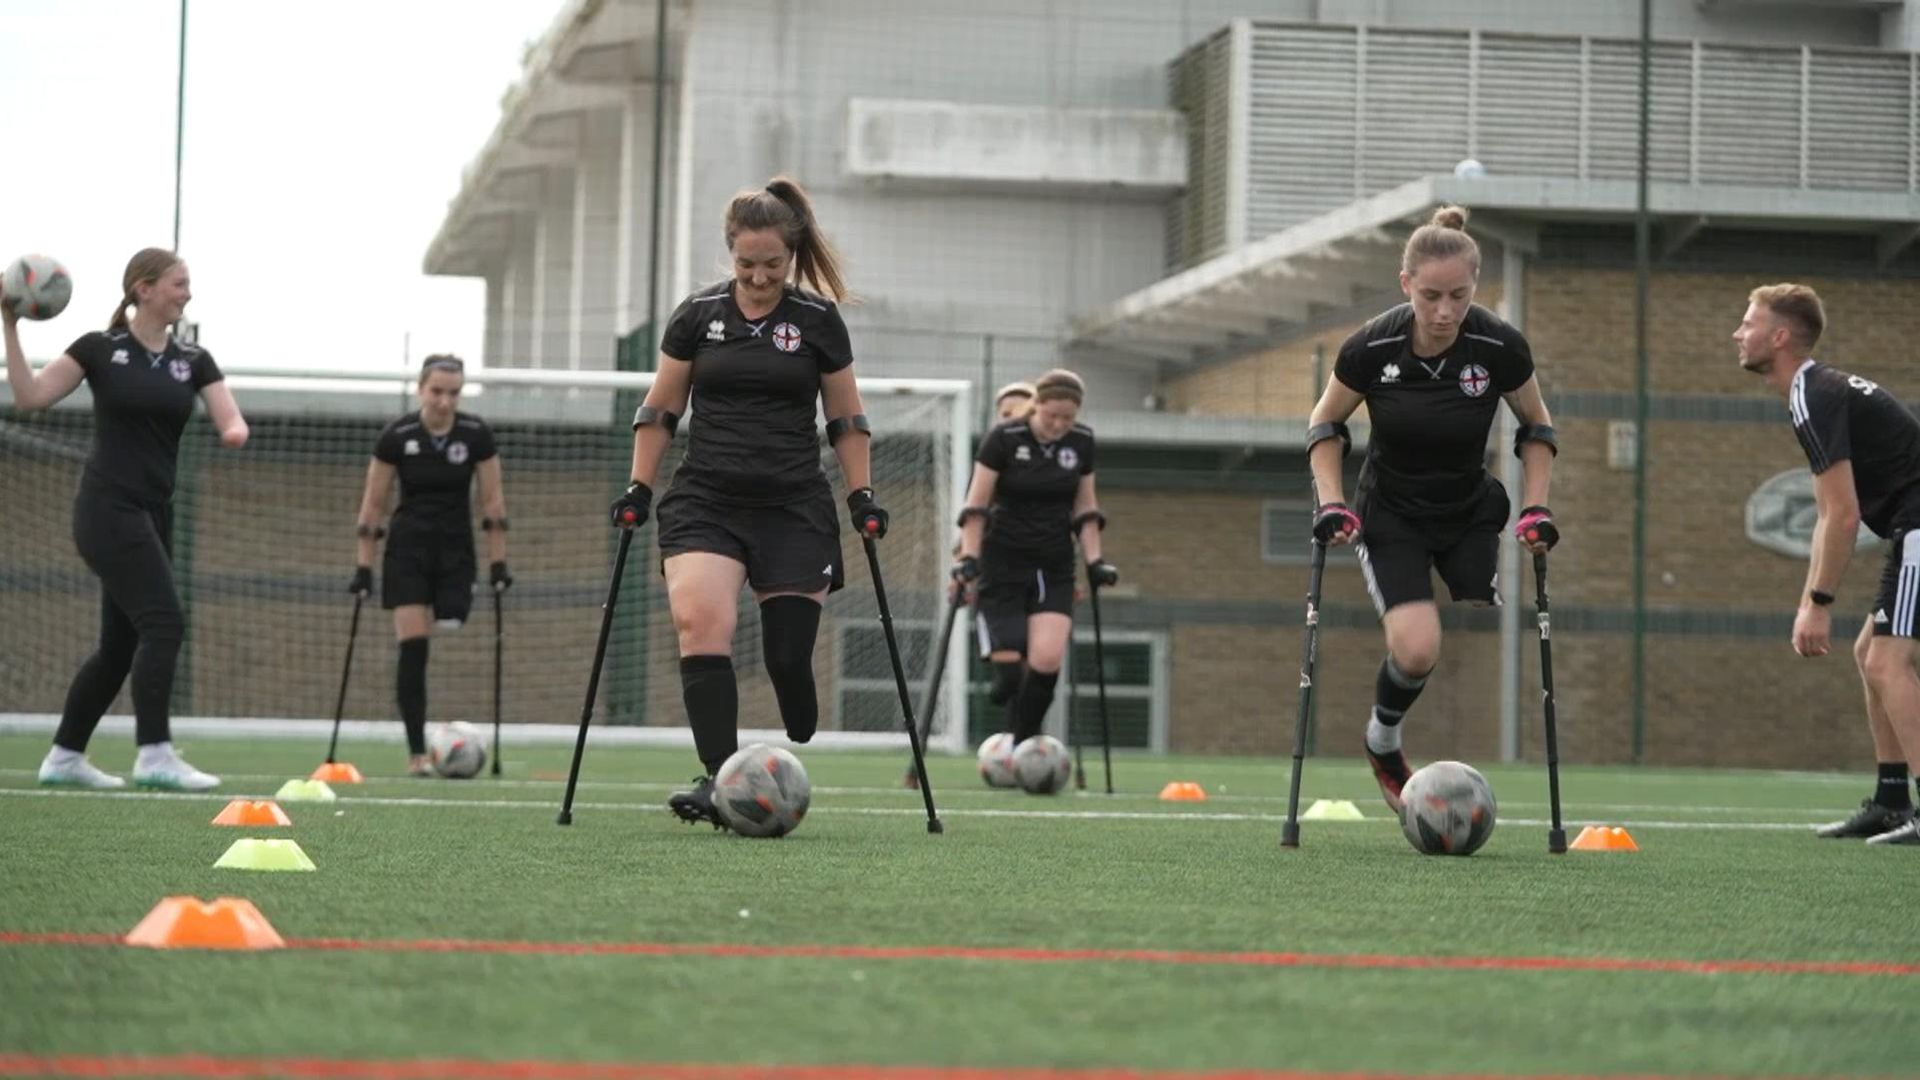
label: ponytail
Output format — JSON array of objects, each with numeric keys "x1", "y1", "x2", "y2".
[
  {"x1": 110, "y1": 247, "x2": 183, "y2": 332},
  {"x1": 107, "y1": 294, "x2": 134, "y2": 332},
  {"x1": 724, "y1": 176, "x2": 850, "y2": 301}
]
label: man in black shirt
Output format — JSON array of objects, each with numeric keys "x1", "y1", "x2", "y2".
[
  {"x1": 5, "y1": 248, "x2": 248, "y2": 791},
  {"x1": 1739, "y1": 283, "x2": 1920, "y2": 845},
  {"x1": 1307, "y1": 206, "x2": 1558, "y2": 814},
  {"x1": 352, "y1": 355, "x2": 509, "y2": 776},
  {"x1": 953, "y1": 369, "x2": 1115, "y2": 746},
  {"x1": 608, "y1": 177, "x2": 887, "y2": 828}
]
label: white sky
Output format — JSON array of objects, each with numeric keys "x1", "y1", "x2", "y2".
[{"x1": 0, "y1": 0, "x2": 558, "y2": 371}]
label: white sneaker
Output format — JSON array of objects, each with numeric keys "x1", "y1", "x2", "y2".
[
  {"x1": 38, "y1": 754, "x2": 127, "y2": 789},
  {"x1": 132, "y1": 750, "x2": 220, "y2": 792},
  {"x1": 1865, "y1": 818, "x2": 1920, "y2": 846}
]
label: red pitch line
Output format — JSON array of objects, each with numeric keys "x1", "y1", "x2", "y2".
[
  {"x1": 0, "y1": 1056, "x2": 1898, "y2": 1080},
  {"x1": 2, "y1": 931, "x2": 1916, "y2": 977}
]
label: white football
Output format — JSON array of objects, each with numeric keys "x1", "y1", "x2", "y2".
[
  {"x1": 428, "y1": 721, "x2": 487, "y2": 779},
  {"x1": 2, "y1": 254, "x2": 73, "y2": 321}
]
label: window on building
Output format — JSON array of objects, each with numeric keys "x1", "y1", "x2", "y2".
[{"x1": 964, "y1": 629, "x2": 1166, "y2": 751}]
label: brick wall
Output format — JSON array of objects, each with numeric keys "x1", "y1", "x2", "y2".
[{"x1": 1150, "y1": 260, "x2": 1920, "y2": 769}]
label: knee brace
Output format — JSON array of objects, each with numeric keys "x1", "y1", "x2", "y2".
[{"x1": 760, "y1": 596, "x2": 823, "y2": 744}]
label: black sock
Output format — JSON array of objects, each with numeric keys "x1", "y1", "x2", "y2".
[
  {"x1": 1374, "y1": 654, "x2": 1429, "y2": 727},
  {"x1": 397, "y1": 637, "x2": 430, "y2": 755},
  {"x1": 759, "y1": 596, "x2": 822, "y2": 744},
  {"x1": 1875, "y1": 762, "x2": 1912, "y2": 809},
  {"x1": 1012, "y1": 667, "x2": 1059, "y2": 743},
  {"x1": 989, "y1": 661, "x2": 1023, "y2": 706},
  {"x1": 680, "y1": 654, "x2": 737, "y2": 776}
]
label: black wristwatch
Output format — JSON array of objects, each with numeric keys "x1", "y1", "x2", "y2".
[{"x1": 1809, "y1": 589, "x2": 1836, "y2": 607}]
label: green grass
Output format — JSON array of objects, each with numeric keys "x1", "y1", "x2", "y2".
[{"x1": 1, "y1": 733, "x2": 1916, "y2": 1078}]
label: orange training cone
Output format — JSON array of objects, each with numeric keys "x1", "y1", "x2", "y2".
[
  {"x1": 211, "y1": 800, "x2": 293, "y2": 827},
  {"x1": 1569, "y1": 825, "x2": 1640, "y2": 851},
  {"x1": 1159, "y1": 781, "x2": 1207, "y2": 801},
  {"x1": 310, "y1": 761, "x2": 364, "y2": 784},
  {"x1": 124, "y1": 897, "x2": 285, "y2": 950}
]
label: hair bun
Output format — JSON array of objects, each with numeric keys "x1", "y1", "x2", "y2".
[{"x1": 1430, "y1": 205, "x2": 1470, "y2": 230}]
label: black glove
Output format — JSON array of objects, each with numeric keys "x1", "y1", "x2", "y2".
[
  {"x1": 1087, "y1": 559, "x2": 1120, "y2": 588},
  {"x1": 1311, "y1": 501, "x2": 1362, "y2": 545},
  {"x1": 1515, "y1": 505, "x2": 1559, "y2": 551},
  {"x1": 951, "y1": 556, "x2": 980, "y2": 583},
  {"x1": 348, "y1": 565, "x2": 373, "y2": 598},
  {"x1": 489, "y1": 561, "x2": 513, "y2": 591},
  {"x1": 848, "y1": 487, "x2": 888, "y2": 539},
  {"x1": 610, "y1": 481, "x2": 652, "y2": 528}
]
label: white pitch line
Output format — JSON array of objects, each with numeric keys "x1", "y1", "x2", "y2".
[
  {"x1": 0, "y1": 786, "x2": 1836, "y2": 831},
  {"x1": 0, "y1": 770, "x2": 1842, "y2": 817}
]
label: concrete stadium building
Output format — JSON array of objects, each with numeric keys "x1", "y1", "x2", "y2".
[{"x1": 426, "y1": 0, "x2": 1920, "y2": 767}]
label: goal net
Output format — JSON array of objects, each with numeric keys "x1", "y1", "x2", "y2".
[{"x1": 0, "y1": 366, "x2": 973, "y2": 754}]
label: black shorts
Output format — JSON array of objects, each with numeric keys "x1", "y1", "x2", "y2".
[
  {"x1": 383, "y1": 530, "x2": 475, "y2": 624},
  {"x1": 1870, "y1": 529, "x2": 1920, "y2": 637},
  {"x1": 1353, "y1": 480, "x2": 1509, "y2": 616},
  {"x1": 975, "y1": 552, "x2": 1075, "y2": 656},
  {"x1": 656, "y1": 484, "x2": 845, "y2": 594}
]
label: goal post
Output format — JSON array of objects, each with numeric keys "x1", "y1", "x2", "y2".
[{"x1": 0, "y1": 365, "x2": 974, "y2": 755}]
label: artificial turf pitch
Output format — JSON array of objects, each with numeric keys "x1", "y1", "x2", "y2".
[{"x1": 1, "y1": 732, "x2": 1915, "y2": 1079}]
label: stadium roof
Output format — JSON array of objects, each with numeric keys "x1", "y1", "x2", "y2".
[
  {"x1": 423, "y1": 0, "x2": 670, "y2": 277},
  {"x1": 1067, "y1": 174, "x2": 1920, "y2": 363}
]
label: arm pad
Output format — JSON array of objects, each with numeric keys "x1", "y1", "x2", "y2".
[
  {"x1": 1306, "y1": 421, "x2": 1352, "y2": 458},
  {"x1": 356, "y1": 523, "x2": 386, "y2": 540},
  {"x1": 825, "y1": 413, "x2": 872, "y2": 445},
  {"x1": 956, "y1": 506, "x2": 990, "y2": 527},
  {"x1": 1071, "y1": 510, "x2": 1107, "y2": 533},
  {"x1": 1514, "y1": 423, "x2": 1558, "y2": 458},
  {"x1": 481, "y1": 517, "x2": 509, "y2": 532},
  {"x1": 631, "y1": 405, "x2": 681, "y2": 436}
]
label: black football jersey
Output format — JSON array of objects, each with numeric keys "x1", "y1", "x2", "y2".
[
  {"x1": 373, "y1": 411, "x2": 498, "y2": 536},
  {"x1": 1334, "y1": 303, "x2": 1535, "y2": 518},
  {"x1": 1789, "y1": 361, "x2": 1920, "y2": 537},
  {"x1": 976, "y1": 418, "x2": 1097, "y2": 563},
  {"x1": 659, "y1": 280, "x2": 853, "y2": 506},
  {"x1": 66, "y1": 329, "x2": 224, "y2": 504}
]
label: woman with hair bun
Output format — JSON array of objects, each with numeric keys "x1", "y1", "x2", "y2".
[{"x1": 1304, "y1": 205, "x2": 1558, "y2": 813}]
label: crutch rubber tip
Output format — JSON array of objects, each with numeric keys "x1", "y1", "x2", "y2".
[
  {"x1": 556, "y1": 812, "x2": 573, "y2": 826},
  {"x1": 1548, "y1": 829, "x2": 1568, "y2": 854},
  {"x1": 1281, "y1": 822, "x2": 1301, "y2": 848},
  {"x1": 926, "y1": 818, "x2": 944, "y2": 834}
]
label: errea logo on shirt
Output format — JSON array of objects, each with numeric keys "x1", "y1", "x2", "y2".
[
  {"x1": 1380, "y1": 363, "x2": 1400, "y2": 384},
  {"x1": 706, "y1": 319, "x2": 725, "y2": 342},
  {"x1": 110, "y1": 349, "x2": 130, "y2": 365}
]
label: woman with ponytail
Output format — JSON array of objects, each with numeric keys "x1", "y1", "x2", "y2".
[
  {"x1": 950, "y1": 368, "x2": 1113, "y2": 745},
  {"x1": 608, "y1": 176, "x2": 884, "y2": 828},
  {"x1": 1304, "y1": 205, "x2": 1558, "y2": 813},
  {"x1": 4, "y1": 248, "x2": 248, "y2": 790}
]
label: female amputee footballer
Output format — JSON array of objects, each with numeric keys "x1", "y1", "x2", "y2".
[
  {"x1": 1304, "y1": 205, "x2": 1558, "y2": 814},
  {"x1": 952, "y1": 369, "x2": 1115, "y2": 743},
  {"x1": 5, "y1": 247, "x2": 248, "y2": 791},
  {"x1": 966, "y1": 380, "x2": 1039, "y2": 682},
  {"x1": 607, "y1": 175, "x2": 886, "y2": 828},
  {"x1": 351, "y1": 355, "x2": 509, "y2": 776}
]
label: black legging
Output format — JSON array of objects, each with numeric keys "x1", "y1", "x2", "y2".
[{"x1": 53, "y1": 484, "x2": 184, "y2": 751}]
